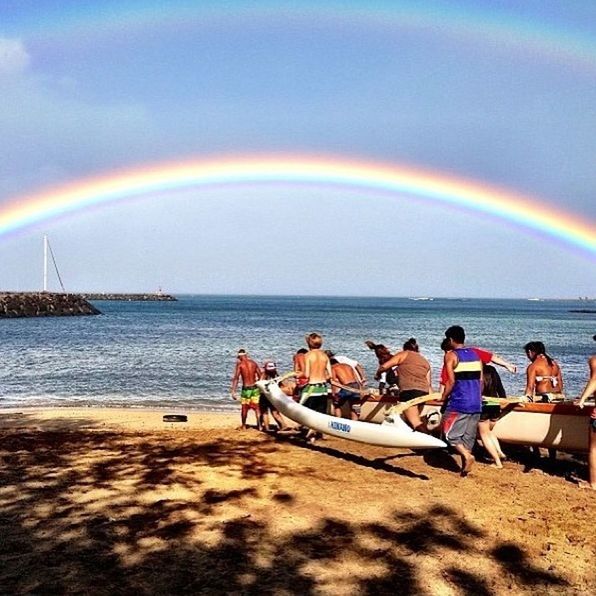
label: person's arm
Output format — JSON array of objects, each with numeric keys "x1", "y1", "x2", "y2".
[
  {"x1": 524, "y1": 364, "x2": 536, "y2": 400},
  {"x1": 355, "y1": 363, "x2": 367, "y2": 385},
  {"x1": 578, "y1": 356, "x2": 596, "y2": 407},
  {"x1": 491, "y1": 354, "x2": 517, "y2": 374},
  {"x1": 331, "y1": 367, "x2": 339, "y2": 395},
  {"x1": 555, "y1": 362, "x2": 563, "y2": 393},
  {"x1": 441, "y1": 352, "x2": 457, "y2": 402},
  {"x1": 426, "y1": 367, "x2": 433, "y2": 393},
  {"x1": 325, "y1": 358, "x2": 332, "y2": 382},
  {"x1": 230, "y1": 363, "x2": 241, "y2": 399},
  {"x1": 376, "y1": 352, "x2": 404, "y2": 379},
  {"x1": 293, "y1": 355, "x2": 304, "y2": 374},
  {"x1": 304, "y1": 353, "x2": 311, "y2": 381}
]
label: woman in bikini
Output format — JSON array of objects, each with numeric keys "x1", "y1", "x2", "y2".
[
  {"x1": 523, "y1": 341, "x2": 564, "y2": 402},
  {"x1": 524, "y1": 341, "x2": 564, "y2": 462}
]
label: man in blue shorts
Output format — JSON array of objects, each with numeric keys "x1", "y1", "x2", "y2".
[
  {"x1": 441, "y1": 325, "x2": 482, "y2": 476},
  {"x1": 330, "y1": 357, "x2": 361, "y2": 420}
]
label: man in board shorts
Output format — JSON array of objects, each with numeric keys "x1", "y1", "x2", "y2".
[
  {"x1": 230, "y1": 349, "x2": 262, "y2": 430},
  {"x1": 300, "y1": 333, "x2": 332, "y2": 442},
  {"x1": 330, "y1": 357, "x2": 361, "y2": 420},
  {"x1": 441, "y1": 325, "x2": 483, "y2": 476}
]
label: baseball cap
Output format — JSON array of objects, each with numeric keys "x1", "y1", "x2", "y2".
[{"x1": 263, "y1": 361, "x2": 277, "y2": 371}]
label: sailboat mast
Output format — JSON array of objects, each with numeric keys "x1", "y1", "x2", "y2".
[{"x1": 43, "y1": 234, "x2": 48, "y2": 292}]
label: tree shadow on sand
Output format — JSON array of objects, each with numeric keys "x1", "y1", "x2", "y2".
[
  {"x1": 281, "y1": 435, "x2": 431, "y2": 480},
  {"x1": 0, "y1": 415, "x2": 573, "y2": 595}
]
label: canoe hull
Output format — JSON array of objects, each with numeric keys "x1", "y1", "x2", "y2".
[
  {"x1": 258, "y1": 380, "x2": 446, "y2": 449},
  {"x1": 420, "y1": 401, "x2": 593, "y2": 452}
]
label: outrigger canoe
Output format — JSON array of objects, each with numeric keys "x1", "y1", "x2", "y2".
[
  {"x1": 257, "y1": 379, "x2": 446, "y2": 449},
  {"x1": 359, "y1": 393, "x2": 594, "y2": 452}
]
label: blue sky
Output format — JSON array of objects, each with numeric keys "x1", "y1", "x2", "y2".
[{"x1": 0, "y1": 0, "x2": 594, "y2": 297}]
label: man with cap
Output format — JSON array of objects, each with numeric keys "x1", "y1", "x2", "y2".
[
  {"x1": 578, "y1": 334, "x2": 596, "y2": 490},
  {"x1": 230, "y1": 349, "x2": 262, "y2": 430},
  {"x1": 259, "y1": 361, "x2": 288, "y2": 432}
]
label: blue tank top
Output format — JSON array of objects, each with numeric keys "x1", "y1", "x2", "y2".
[{"x1": 447, "y1": 347, "x2": 482, "y2": 414}]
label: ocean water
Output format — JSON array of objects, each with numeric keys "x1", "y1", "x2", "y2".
[{"x1": 0, "y1": 295, "x2": 594, "y2": 410}]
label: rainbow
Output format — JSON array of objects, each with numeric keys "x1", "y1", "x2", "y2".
[
  {"x1": 1, "y1": 155, "x2": 594, "y2": 258},
  {"x1": 7, "y1": 1, "x2": 596, "y2": 73}
]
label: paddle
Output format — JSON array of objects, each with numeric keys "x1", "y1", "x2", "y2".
[
  {"x1": 330, "y1": 380, "x2": 380, "y2": 399},
  {"x1": 389, "y1": 394, "x2": 528, "y2": 417},
  {"x1": 388, "y1": 393, "x2": 443, "y2": 416}
]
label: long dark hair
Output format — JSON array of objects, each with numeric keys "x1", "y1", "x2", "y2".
[
  {"x1": 483, "y1": 364, "x2": 506, "y2": 398},
  {"x1": 524, "y1": 341, "x2": 554, "y2": 366},
  {"x1": 365, "y1": 340, "x2": 392, "y2": 364}
]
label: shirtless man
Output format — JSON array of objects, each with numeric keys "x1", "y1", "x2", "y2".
[
  {"x1": 330, "y1": 358, "x2": 361, "y2": 420},
  {"x1": 301, "y1": 334, "x2": 331, "y2": 411},
  {"x1": 292, "y1": 348, "x2": 308, "y2": 401},
  {"x1": 300, "y1": 333, "x2": 332, "y2": 442},
  {"x1": 326, "y1": 351, "x2": 367, "y2": 386},
  {"x1": 230, "y1": 349, "x2": 262, "y2": 430},
  {"x1": 577, "y1": 335, "x2": 596, "y2": 490}
]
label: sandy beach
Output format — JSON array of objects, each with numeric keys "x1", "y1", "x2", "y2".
[{"x1": 0, "y1": 407, "x2": 593, "y2": 595}]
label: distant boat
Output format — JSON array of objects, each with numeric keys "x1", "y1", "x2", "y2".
[
  {"x1": 527, "y1": 298, "x2": 543, "y2": 302},
  {"x1": 409, "y1": 297, "x2": 434, "y2": 301}
]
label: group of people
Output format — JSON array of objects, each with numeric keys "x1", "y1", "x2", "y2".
[{"x1": 230, "y1": 328, "x2": 596, "y2": 487}]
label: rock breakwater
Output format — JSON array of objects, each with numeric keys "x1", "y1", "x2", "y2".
[
  {"x1": 0, "y1": 292, "x2": 101, "y2": 318},
  {"x1": 81, "y1": 293, "x2": 177, "y2": 301}
]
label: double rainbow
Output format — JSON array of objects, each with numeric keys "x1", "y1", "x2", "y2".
[
  {"x1": 0, "y1": 155, "x2": 594, "y2": 258},
  {"x1": 8, "y1": 1, "x2": 596, "y2": 73}
]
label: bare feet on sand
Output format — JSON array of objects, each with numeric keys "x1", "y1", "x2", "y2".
[{"x1": 461, "y1": 455, "x2": 476, "y2": 477}]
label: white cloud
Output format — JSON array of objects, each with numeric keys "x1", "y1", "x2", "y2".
[{"x1": 0, "y1": 38, "x2": 30, "y2": 75}]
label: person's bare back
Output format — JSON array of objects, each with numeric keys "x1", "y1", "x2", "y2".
[
  {"x1": 305, "y1": 349, "x2": 331, "y2": 384},
  {"x1": 332, "y1": 362, "x2": 358, "y2": 386},
  {"x1": 238, "y1": 359, "x2": 260, "y2": 387}
]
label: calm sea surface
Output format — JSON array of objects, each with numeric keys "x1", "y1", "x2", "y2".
[{"x1": 1, "y1": 295, "x2": 594, "y2": 410}]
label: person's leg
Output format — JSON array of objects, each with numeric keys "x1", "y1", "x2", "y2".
[
  {"x1": 589, "y1": 424, "x2": 596, "y2": 489},
  {"x1": 240, "y1": 403, "x2": 248, "y2": 429},
  {"x1": 252, "y1": 404, "x2": 262, "y2": 431},
  {"x1": 478, "y1": 420, "x2": 502, "y2": 468},
  {"x1": 261, "y1": 409, "x2": 270, "y2": 432},
  {"x1": 460, "y1": 414, "x2": 480, "y2": 475},
  {"x1": 489, "y1": 421, "x2": 507, "y2": 458},
  {"x1": 271, "y1": 409, "x2": 286, "y2": 430},
  {"x1": 452, "y1": 443, "x2": 475, "y2": 476},
  {"x1": 404, "y1": 407, "x2": 421, "y2": 429},
  {"x1": 333, "y1": 395, "x2": 344, "y2": 418},
  {"x1": 443, "y1": 412, "x2": 475, "y2": 475}
]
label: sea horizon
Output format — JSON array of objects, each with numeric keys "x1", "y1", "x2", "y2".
[{"x1": 1, "y1": 295, "x2": 593, "y2": 411}]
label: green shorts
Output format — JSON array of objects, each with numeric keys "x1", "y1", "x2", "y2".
[{"x1": 241, "y1": 386, "x2": 260, "y2": 407}]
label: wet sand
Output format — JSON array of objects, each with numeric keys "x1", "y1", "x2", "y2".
[{"x1": 0, "y1": 408, "x2": 593, "y2": 594}]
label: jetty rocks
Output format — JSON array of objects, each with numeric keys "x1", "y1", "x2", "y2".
[
  {"x1": 81, "y1": 293, "x2": 177, "y2": 301},
  {"x1": 0, "y1": 292, "x2": 101, "y2": 318}
]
